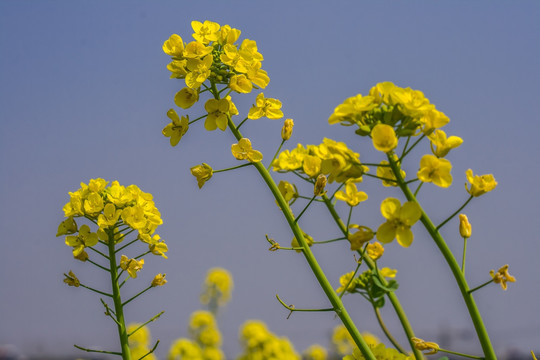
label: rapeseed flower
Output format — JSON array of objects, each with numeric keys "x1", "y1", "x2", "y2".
[
  {"x1": 376, "y1": 198, "x2": 422, "y2": 247},
  {"x1": 248, "y1": 93, "x2": 283, "y2": 119},
  {"x1": 120, "y1": 255, "x2": 144, "y2": 278},
  {"x1": 465, "y1": 169, "x2": 497, "y2": 197},
  {"x1": 411, "y1": 337, "x2": 439, "y2": 355},
  {"x1": 366, "y1": 242, "x2": 384, "y2": 260},
  {"x1": 163, "y1": 109, "x2": 189, "y2": 146},
  {"x1": 200, "y1": 268, "x2": 234, "y2": 306},
  {"x1": 191, "y1": 20, "x2": 220, "y2": 44},
  {"x1": 231, "y1": 138, "x2": 263, "y2": 162},
  {"x1": 335, "y1": 182, "x2": 368, "y2": 207},
  {"x1": 429, "y1": 129, "x2": 463, "y2": 158},
  {"x1": 348, "y1": 225, "x2": 374, "y2": 250},
  {"x1": 490, "y1": 264, "x2": 516, "y2": 290},
  {"x1": 63, "y1": 271, "x2": 80, "y2": 287},
  {"x1": 417, "y1": 154, "x2": 453, "y2": 188},
  {"x1": 174, "y1": 87, "x2": 199, "y2": 109},
  {"x1": 371, "y1": 124, "x2": 398, "y2": 153},
  {"x1": 163, "y1": 34, "x2": 185, "y2": 57},
  {"x1": 151, "y1": 273, "x2": 167, "y2": 287},
  {"x1": 229, "y1": 74, "x2": 253, "y2": 93},
  {"x1": 191, "y1": 163, "x2": 213, "y2": 188},
  {"x1": 377, "y1": 157, "x2": 405, "y2": 187},
  {"x1": 281, "y1": 118, "x2": 294, "y2": 140},
  {"x1": 65, "y1": 224, "x2": 98, "y2": 258},
  {"x1": 459, "y1": 214, "x2": 472, "y2": 238},
  {"x1": 303, "y1": 344, "x2": 327, "y2": 360},
  {"x1": 204, "y1": 98, "x2": 230, "y2": 131}
]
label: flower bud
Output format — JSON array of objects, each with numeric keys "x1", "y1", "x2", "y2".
[
  {"x1": 313, "y1": 174, "x2": 327, "y2": 196},
  {"x1": 459, "y1": 214, "x2": 472, "y2": 238},
  {"x1": 151, "y1": 273, "x2": 167, "y2": 287},
  {"x1": 281, "y1": 118, "x2": 294, "y2": 140}
]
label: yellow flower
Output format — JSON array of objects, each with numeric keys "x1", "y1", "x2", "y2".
[
  {"x1": 183, "y1": 41, "x2": 213, "y2": 59},
  {"x1": 417, "y1": 154, "x2": 453, "y2": 188},
  {"x1": 231, "y1": 138, "x2": 263, "y2": 162},
  {"x1": 303, "y1": 155, "x2": 322, "y2": 177},
  {"x1": 465, "y1": 169, "x2": 497, "y2": 197},
  {"x1": 127, "y1": 323, "x2": 151, "y2": 347},
  {"x1": 335, "y1": 182, "x2": 368, "y2": 207},
  {"x1": 377, "y1": 159, "x2": 405, "y2": 187},
  {"x1": 429, "y1": 129, "x2": 463, "y2": 158},
  {"x1": 120, "y1": 255, "x2": 144, "y2": 278},
  {"x1": 291, "y1": 232, "x2": 314, "y2": 253},
  {"x1": 380, "y1": 267, "x2": 397, "y2": 278},
  {"x1": 376, "y1": 198, "x2": 422, "y2": 247},
  {"x1": 163, "y1": 34, "x2": 185, "y2": 57},
  {"x1": 371, "y1": 124, "x2": 398, "y2": 153},
  {"x1": 151, "y1": 273, "x2": 167, "y2": 287},
  {"x1": 247, "y1": 93, "x2": 283, "y2": 119},
  {"x1": 459, "y1": 214, "x2": 472, "y2": 238},
  {"x1": 167, "y1": 59, "x2": 188, "y2": 79},
  {"x1": 490, "y1": 264, "x2": 516, "y2": 290},
  {"x1": 204, "y1": 98, "x2": 230, "y2": 131},
  {"x1": 336, "y1": 271, "x2": 356, "y2": 293},
  {"x1": 191, "y1": 163, "x2": 213, "y2": 188},
  {"x1": 246, "y1": 61, "x2": 270, "y2": 88},
  {"x1": 139, "y1": 233, "x2": 168, "y2": 258},
  {"x1": 185, "y1": 54, "x2": 213, "y2": 88},
  {"x1": 174, "y1": 87, "x2": 199, "y2": 109},
  {"x1": 391, "y1": 87, "x2": 434, "y2": 118},
  {"x1": 304, "y1": 344, "x2": 327, "y2": 360},
  {"x1": 168, "y1": 338, "x2": 203, "y2": 360},
  {"x1": 218, "y1": 24, "x2": 241, "y2": 45},
  {"x1": 314, "y1": 174, "x2": 327, "y2": 196},
  {"x1": 366, "y1": 242, "x2": 384, "y2": 260},
  {"x1": 65, "y1": 224, "x2": 99, "y2": 258},
  {"x1": 278, "y1": 180, "x2": 298, "y2": 204},
  {"x1": 200, "y1": 268, "x2": 234, "y2": 306},
  {"x1": 420, "y1": 108, "x2": 449, "y2": 134},
  {"x1": 230, "y1": 74, "x2": 253, "y2": 93},
  {"x1": 191, "y1": 20, "x2": 220, "y2": 44},
  {"x1": 83, "y1": 191, "x2": 104, "y2": 215},
  {"x1": 411, "y1": 337, "x2": 439, "y2": 355},
  {"x1": 121, "y1": 205, "x2": 147, "y2": 230},
  {"x1": 332, "y1": 325, "x2": 355, "y2": 356},
  {"x1": 63, "y1": 270, "x2": 80, "y2": 287},
  {"x1": 281, "y1": 118, "x2": 294, "y2": 140},
  {"x1": 56, "y1": 216, "x2": 78, "y2": 236},
  {"x1": 97, "y1": 203, "x2": 122, "y2": 228},
  {"x1": 348, "y1": 225, "x2": 374, "y2": 251},
  {"x1": 162, "y1": 109, "x2": 189, "y2": 146}
]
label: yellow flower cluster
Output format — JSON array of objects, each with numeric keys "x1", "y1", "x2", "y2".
[
  {"x1": 200, "y1": 268, "x2": 234, "y2": 306},
  {"x1": 303, "y1": 344, "x2": 328, "y2": 360},
  {"x1": 58, "y1": 179, "x2": 166, "y2": 261},
  {"x1": 329, "y1": 82, "x2": 449, "y2": 138},
  {"x1": 272, "y1": 138, "x2": 368, "y2": 183},
  {"x1": 237, "y1": 320, "x2": 300, "y2": 360}
]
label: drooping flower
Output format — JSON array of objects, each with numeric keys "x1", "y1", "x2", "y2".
[
  {"x1": 348, "y1": 225, "x2": 374, "y2": 250},
  {"x1": 151, "y1": 273, "x2": 167, "y2": 287},
  {"x1": 376, "y1": 198, "x2": 422, "y2": 247},
  {"x1": 417, "y1": 154, "x2": 453, "y2": 188},
  {"x1": 465, "y1": 169, "x2": 497, "y2": 197},
  {"x1": 490, "y1": 264, "x2": 516, "y2": 290},
  {"x1": 162, "y1": 109, "x2": 189, "y2": 146},
  {"x1": 63, "y1": 271, "x2": 80, "y2": 287},
  {"x1": 190, "y1": 163, "x2": 213, "y2": 188},
  {"x1": 231, "y1": 138, "x2": 263, "y2": 162},
  {"x1": 371, "y1": 124, "x2": 398, "y2": 153},
  {"x1": 120, "y1": 255, "x2": 144, "y2": 278},
  {"x1": 411, "y1": 337, "x2": 439, "y2": 355},
  {"x1": 247, "y1": 93, "x2": 283, "y2": 119},
  {"x1": 335, "y1": 182, "x2": 368, "y2": 207}
]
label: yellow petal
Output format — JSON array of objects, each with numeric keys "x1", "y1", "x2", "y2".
[{"x1": 376, "y1": 221, "x2": 396, "y2": 244}]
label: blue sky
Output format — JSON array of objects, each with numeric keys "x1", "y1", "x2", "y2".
[{"x1": 1, "y1": 1, "x2": 539, "y2": 358}]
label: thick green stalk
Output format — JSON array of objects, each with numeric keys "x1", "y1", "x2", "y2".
[
  {"x1": 387, "y1": 154, "x2": 496, "y2": 360},
  {"x1": 321, "y1": 195, "x2": 424, "y2": 360},
  {"x1": 226, "y1": 118, "x2": 375, "y2": 360},
  {"x1": 107, "y1": 233, "x2": 132, "y2": 360}
]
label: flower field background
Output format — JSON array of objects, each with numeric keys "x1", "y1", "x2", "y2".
[{"x1": 1, "y1": 2, "x2": 539, "y2": 359}]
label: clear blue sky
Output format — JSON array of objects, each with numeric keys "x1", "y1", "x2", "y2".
[{"x1": 1, "y1": 1, "x2": 539, "y2": 358}]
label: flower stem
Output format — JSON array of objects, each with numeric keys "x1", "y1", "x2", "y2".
[
  {"x1": 387, "y1": 154, "x2": 496, "y2": 360},
  {"x1": 438, "y1": 347, "x2": 484, "y2": 359},
  {"x1": 436, "y1": 195, "x2": 474, "y2": 231},
  {"x1": 107, "y1": 229, "x2": 131, "y2": 360},
  {"x1": 372, "y1": 303, "x2": 408, "y2": 355},
  {"x1": 267, "y1": 139, "x2": 285, "y2": 171},
  {"x1": 462, "y1": 237, "x2": 468, "y2": 274},
  {"x1": 214, "y1": 162, "x2": 253, "y2": 173},
  {"x1": 321, "y1": 194, "x2": 424, "y2": 360},
  {"x1": 468, "y1": 279, "x2": 494, "y2": 294}
]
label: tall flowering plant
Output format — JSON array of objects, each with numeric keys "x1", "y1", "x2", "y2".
[
  {"x1": 159, "y1": 20, "x2": 513, "y2": 360},
  {"x1": 57, "y1": 179, "x2": 168, "y2": 360}
]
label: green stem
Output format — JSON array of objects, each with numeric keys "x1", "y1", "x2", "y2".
[
  {"x1": 297, "y1": 195, "x2": 325, "y2": 202},
  {"x1": 214, "y1": 162, "x2": 253, "y2": 173},
  {"x1": 267, "y1": 139, "x2": 286, "y2": 171},
  {"x1": 139, "y1": 340, "x2": 160, "y2": 360},
  {"x1": 400, "y1": 134, "x2": 425, "y2": 161},
  {"x1": 122, "y1": 285, "x2": 152, "y2": 307},
  {"x1": 321, "y1": 194, "x2": 424, "y2": 360},
  {"x1": 438, "y1": 347, "x2": 484, "y2": 359},
  {"x1": 107, "y1": 229, "x2": 132, "y2": 360},
  {"x1": 363, "y1": 172, "x2": 398, "y2": 184},
  {"x1": 128, "y1": 311, "x2": 164, "y2": 336},
  {"x1": 387, "y1": 154, "x2": 496, "y2": 360},
  {"x1": 88, "y1": 246, "x2": 109, "y2": 260},
  {"x1": 115, "y1": 238, "x2": 139, "y2": 254},
  {"x1": 79, "y1": 283, "x2": 113, "y2": 298},
  {"x1": 414, "y1": 182, "x2": 424, "y2": 197},
  {"x1": 468, "y1": 279, "x2": 494, "y2": 294},
  {"x1": 74, "y1": 345, "x2": 122, "y2": 356},
  {"x1": 313, "y1": 237, "x2": 347, "y2": 244},
  {"x1": 462, "y1": 237, "x2": 468, "y2": 275},
  {"x1": 372, "y1": 303, "x2": 408, "y2": 354},
  {"x1": 436, "y1": 195, "x2": 473, "y2": 231},
  {"x1": 222, "y1": 117, "x2": 376, "y2": 360},
  {"x1": 295, "y1": 196, "x2": 316, "y2": 223},
  {"x1": 87, "y1": 258, "x2": 110, "y2": 272}
]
